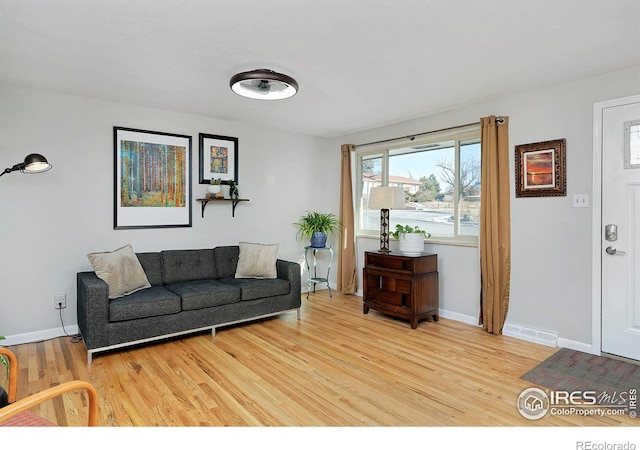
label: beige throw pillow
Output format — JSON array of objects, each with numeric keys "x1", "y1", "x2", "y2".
[
  {"x1": 87, "y1": 244, "x2": 151, "y2": 299},
  {"x1": 235, "y1": 242, "x2": 278, "y2": 279}
]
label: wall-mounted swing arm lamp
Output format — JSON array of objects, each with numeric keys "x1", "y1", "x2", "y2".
[
  {"x1": 368, "y1": 186, "x2": 405, "y2": 252},
  {"x1": 0, "y1": 154, "x2": 52, "y2": 178}
]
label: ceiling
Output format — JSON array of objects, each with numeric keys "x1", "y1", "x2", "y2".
[{"x1": 1, "y1": 0, "x2": 638, "y2": 138}]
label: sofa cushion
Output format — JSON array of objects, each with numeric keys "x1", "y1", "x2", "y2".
[
  {"x1": 136, "y1": 252, "x2": 163, "y2": 286},
  {"x1": 219, "y1": 277, "x2": 290, "y2": 301},
  {"x1": 214, "y1": 246, "x2": 240, "y2": 278},
  {"x1": 109, "y1": 286, "x2": 181, "y2": 322},
  {"x1": 165, "y1": 279, "x2": 241, "y2": 311},
  {"x1": 161, "y1": 249, "x2": 216, "y2": 284},
  {"x1": 87, "y1": 244, "x2": 151, "y2": 299},
  {"x1": 235, "y1": 242, "x2": 278, "y2": 279}
]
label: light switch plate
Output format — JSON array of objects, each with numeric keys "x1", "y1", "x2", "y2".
[{"x1": 573, "y1": 194, "x2": 589, "y2": 208}]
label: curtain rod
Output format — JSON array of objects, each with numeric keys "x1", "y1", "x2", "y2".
[{"x1": 354, "y1": 118, "x2": 503, "y2": 148}]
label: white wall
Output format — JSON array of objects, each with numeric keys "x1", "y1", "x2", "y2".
[
  {"x1": 0, "y1": 83, "x2": 339, "y2": 343},
  {"x1": 3, "y1": 66, "x2": 639, "y2": 351},
  {"x1": 334, "y1": 66, "x2": 640, "y2": 350}
]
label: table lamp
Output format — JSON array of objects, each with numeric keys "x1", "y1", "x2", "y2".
[{"x1": 368, "y1": 186, "x2": 405, "y2": 252}]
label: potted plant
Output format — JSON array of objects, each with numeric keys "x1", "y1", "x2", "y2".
[
  {"x1": 228, "y1": 179, "x2": 239, "y2": 200},
  {"x1": 293, "y1": 211, "x2": 340, "y2": 248},
  {"x1": 208, "y1": 178, "x2": 223, "y2": 198},
  {"x1": 390, "y1": 224, "x2": 431, "y2": 255}
]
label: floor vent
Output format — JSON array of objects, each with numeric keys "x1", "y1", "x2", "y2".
[{"x1": 503, "y1": 324, "x2": 558, "y2": 347}]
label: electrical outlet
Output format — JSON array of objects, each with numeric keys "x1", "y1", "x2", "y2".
[{"x1": 54, "y1": 293, "x2": 66, "y2": 309}]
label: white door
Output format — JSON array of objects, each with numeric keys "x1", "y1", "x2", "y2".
[{"x1": 601, "y1": 97, "x2": 640, "y2": 361}]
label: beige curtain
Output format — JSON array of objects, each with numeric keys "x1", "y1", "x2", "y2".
[
  {"x1": 479, "y1": 116, "x2": 511, "y2": 335},
  {"x1": 337, "y1": 144, "x2": 357, "y2": 294}
]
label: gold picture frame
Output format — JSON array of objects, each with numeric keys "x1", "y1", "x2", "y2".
[{"x1": 515, "y1": 138, "x2": 566, "y2": 198}]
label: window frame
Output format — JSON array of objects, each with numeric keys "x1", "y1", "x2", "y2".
[{"x1": 355, "y1": 124, "x2": 481, "y2": 247}]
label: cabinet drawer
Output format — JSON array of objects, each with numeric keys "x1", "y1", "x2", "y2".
[
  {"x1": 365, "y1": 289, "x2": 408, "y2": 308},
  {"x1": 364, "y1": 271, "x2": 411, "y2": 294},
  {"x1": 366, "y1": 253, "x2": 413, "y2": 272},
  {"x1": 365, "y1": 252, "x2": 437, "y2": 274},
  {"x1": 365, "y1": 297, "x2": 409, "y2": 312}
]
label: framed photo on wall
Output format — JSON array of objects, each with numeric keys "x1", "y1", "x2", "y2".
[
  {"x1": 199, "y1": 133, "x2": 239, "y2": 185},
  {"x1": 114, "y1": 127, "x2": 192, "y2": 229},
  {"x1": 515, "y1": 138, "x2": 566, "y2": 198}
]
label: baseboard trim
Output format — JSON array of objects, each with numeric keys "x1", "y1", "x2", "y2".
[
  {"x1": 438, "y1": 309, "x2": 479, "y2": 326},
  {"x1": 502, "y1": 323, "x2": 558, "y2": 347},
  {"x1": 2, "y1": 303, "x2": 595, "y2": 356},
  {"x1": 557, "y1": 337, "x2": 593, "y2": 354},
  {"x1": 1, "y1": 325, "x2": 80, "y2": 347},
  {"x1": 437, "y1": 314, "x2": 593, "y2": 352}
]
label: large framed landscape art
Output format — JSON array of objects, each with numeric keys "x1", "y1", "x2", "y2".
[{"x1": 114, "y1": 127, "x2": 192, "y2": 229}]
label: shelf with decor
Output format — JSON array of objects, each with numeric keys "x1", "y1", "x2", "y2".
[{"x1": 196, "y1": 197, "x2": 250, "y2": 218}]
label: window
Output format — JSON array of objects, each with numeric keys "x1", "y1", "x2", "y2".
[
  {"x1": 357, "y1": 125, "x2": 481, "y2": 245},
  {"x1": 624, "y1": 119, "x2": 640, "y2": 169}
]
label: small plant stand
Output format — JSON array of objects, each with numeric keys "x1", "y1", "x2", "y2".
[{"x1": 304, "y1": 245, "x2": 333, "y2": 299}]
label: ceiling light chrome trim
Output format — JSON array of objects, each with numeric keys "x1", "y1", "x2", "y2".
[{"x1": 230, "y1": 69, "x2": 298, "y2": 100}]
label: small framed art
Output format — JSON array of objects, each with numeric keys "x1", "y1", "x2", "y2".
[
  {"x1": 199, "y1": 133, "x2": 239, "y2": 185},
  {"x1": 515, "y1": 138, "x2": 566, "y2": 198}
]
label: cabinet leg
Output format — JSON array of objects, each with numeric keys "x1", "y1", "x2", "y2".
[
  {"x1": 410, "y1": 318, "x2": 418, "y2": 329},
  {"x1": 363, "y1": 304, "x2": 369, "y2": 314},
  {"x1": 432, "y1": 311, "x2": 439, "y2": 322}
]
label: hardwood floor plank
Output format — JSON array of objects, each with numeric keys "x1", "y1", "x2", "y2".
[{"x1": 2, "y1": 291, "x2": 637, "y2": 428}]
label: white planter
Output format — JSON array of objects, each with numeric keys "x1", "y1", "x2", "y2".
[
  {"x1": 208, "y1": 185, "x2": 221, "y2": 195},
  {"x1": 397, "y1": 233, "x2": 425, "y2": 255}
]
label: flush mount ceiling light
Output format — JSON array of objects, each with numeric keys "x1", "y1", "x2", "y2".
[{"x1": 230, "y1": 69, "x2": 298, "y2": 100}]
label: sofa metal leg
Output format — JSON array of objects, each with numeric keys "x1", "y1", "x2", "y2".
[
  {"x1": 297, "y1": 308, "x2": 301, "y2": 320},
  {"x1": 211, "y1": 327, "x2": 216, "y2": 338}
]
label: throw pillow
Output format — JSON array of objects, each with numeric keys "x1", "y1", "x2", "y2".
[
  {"x1": 235, "y1": 242, "x2": 278, "y2": 279},
  {"x1": 87, "y1": 244, "x2": 151, "y2": 299}
]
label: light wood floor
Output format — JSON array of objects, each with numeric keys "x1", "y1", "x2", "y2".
[{"x1": 3, "y1": 291, "x2": 637, "y2": 427}]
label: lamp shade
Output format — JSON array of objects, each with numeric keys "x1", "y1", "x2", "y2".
[
  {"x1": 230, "y1": 69, "x2": 298, "y2": 100},
  {"x1": 369, "y1": 186, "x2": 405, "y2": 210},
  {"x1": 23, "y1": 153, "x2": 52, "y2": 173},
  {"x1": 1, "y1": 153, "x2": 52, "y2": 178}
]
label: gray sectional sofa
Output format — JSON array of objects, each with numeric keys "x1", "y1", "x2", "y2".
[{"x1": 77, "y1": 245, "x2": 302, "y2": 364}]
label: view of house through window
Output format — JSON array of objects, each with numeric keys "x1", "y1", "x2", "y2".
[{"x1": 357, "y1": 125, "x2": 481, "y2": 245}]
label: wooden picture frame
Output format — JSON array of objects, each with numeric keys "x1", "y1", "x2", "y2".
[
  {"x1": 114, "y1": 127, "x2": 192, "y2": 229},
  {"x1": 515, "y1": 138, "x2": 566, "y2": 198},
  {"x1": 199, "y1": 133, "x2": 238, "y2": 185}
]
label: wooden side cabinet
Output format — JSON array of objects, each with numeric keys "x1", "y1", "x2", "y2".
[{"x1": 363, "y1": 251, "x2": 439, "y2": 329}]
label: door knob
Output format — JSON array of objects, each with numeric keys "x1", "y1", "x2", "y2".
[{"x1": 605, "y1": 246, "x2": 626, "y2": 256}]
